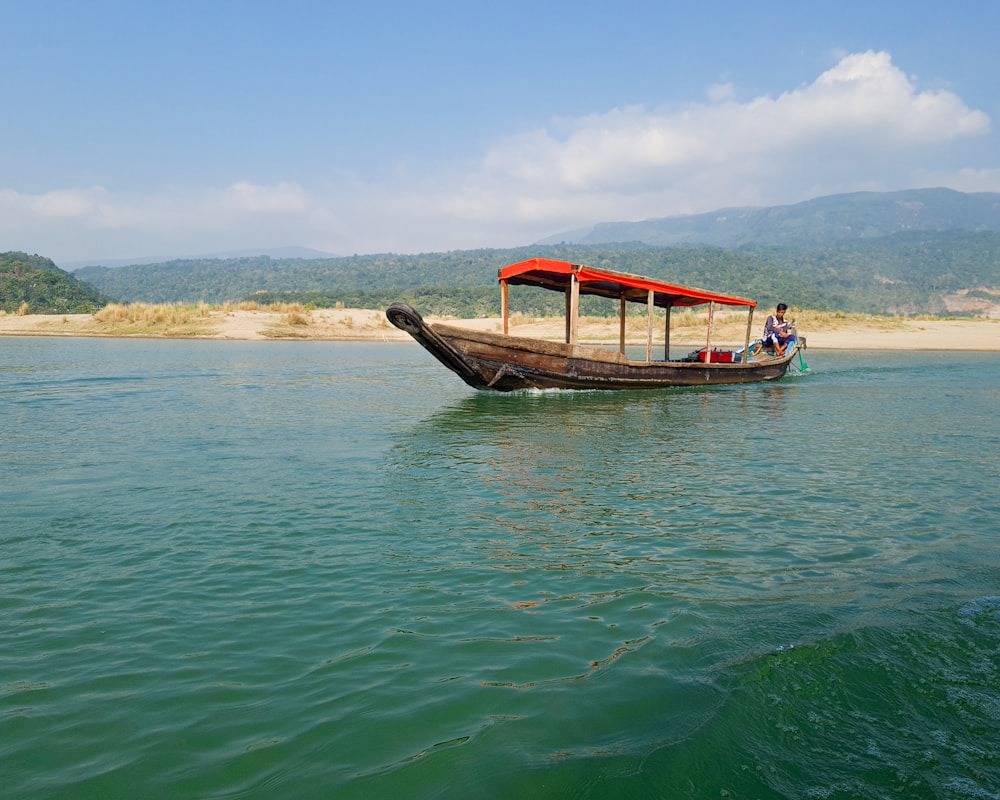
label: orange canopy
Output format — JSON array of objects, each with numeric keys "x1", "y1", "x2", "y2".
[{"x1": 498, "y1": 257, "x2": 756, "y2": 309}]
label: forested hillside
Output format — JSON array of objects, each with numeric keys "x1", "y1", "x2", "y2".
[
  {"x1": 0, "y1": 251, "x2": 107, "y2": 313},
  {"x1": 73, "y1": 232, "x2": 999, "y2": 316},
  {"x1": 73, "y1": 245, "x2": 805, "y2": 311}
]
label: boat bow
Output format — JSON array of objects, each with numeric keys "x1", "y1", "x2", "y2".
[{"x1": 386, "y1": 303, "x2": 485, "y2": 387}]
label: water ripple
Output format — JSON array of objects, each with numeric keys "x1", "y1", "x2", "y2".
[{"x1": 2, "y1": 342, "x2": 998, "y2": 799}]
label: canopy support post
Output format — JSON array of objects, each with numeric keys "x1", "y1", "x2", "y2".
[
  {"x1": 501, "y1": 279, "x2": 509, "y2": 335},
  {"x1": 664, "y1": 302, "x2": 672, "y2": 360},
  {"x1": 704, "y1": 302, "x2": 715, "y2": 361},
  {"x1": 619, "y1": 294, "x2": 626, "y2": 354},
  {"x1": 743, "y1": 307, "x2": 754, "y2": 361},
  {"x1": 564, "y1": 285, "x2": 571, "y2": 343},
  {"x1": 646, "y1": 290, "x2": 654, "y2": 362},
  {"x1": 567, "y1": 274, "x2": 580, "y2": 345}
]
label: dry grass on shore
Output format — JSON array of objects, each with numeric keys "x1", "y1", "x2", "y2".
[
  {"x1": 1, "y1": 302, "x2": 997, "y2": 349},
  {"x1": 90, "y1": 302, "x2": 217, "y2": 336},
  {"x1": 0, "y1": 301, "x2": 402, "y2": 340}
]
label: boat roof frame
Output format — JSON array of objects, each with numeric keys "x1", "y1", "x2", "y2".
[{"x1": 498, "y1": 257, "x2": 756, "y2": 309}]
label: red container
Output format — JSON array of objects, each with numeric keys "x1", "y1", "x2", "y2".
[{"x1": 698, "y1": 349, "x2": 735, "y2": 363}]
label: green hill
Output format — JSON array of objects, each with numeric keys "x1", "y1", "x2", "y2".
[
  {"x1": 0, "y1": 252, "x2": 107, "y2": 314},
  {"x1": 72, "y1": 232, "x2": 999, "y2": 317}
]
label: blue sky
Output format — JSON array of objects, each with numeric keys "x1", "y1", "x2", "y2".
[{"x1": 2, "y1": 0, "x2": 998, "y2": 266}]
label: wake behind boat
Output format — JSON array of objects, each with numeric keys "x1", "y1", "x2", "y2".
[{"x1": 387, "y1": 257, "x2": 805, "y2": 391}]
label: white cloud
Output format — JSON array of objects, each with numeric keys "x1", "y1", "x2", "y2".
[
  {"x1": 480, "y1": 50, "x2": 989, "y2": 197},
  {"x1": 706, "y1": 82, "x2": 736, "y2": 103},
  {"x1": 0, "y1": 182, "x2": 320, "y2": 263},
  {"x1": 2, "y1": 50, "x2": 996, "y2": 263},
  {"x1": 216, "y1": 181, "x2": 309, "y2": 215},
  {"x1": 27, "y1": 187, "x2": 105, "y2": 219},
  {"x1": 779, "y1": 51, "x2": 988, "y2": 142}
]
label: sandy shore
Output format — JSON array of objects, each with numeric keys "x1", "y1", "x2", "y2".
[{"x1": 1, "y1": 308, "x2": 998, "y2": 350}]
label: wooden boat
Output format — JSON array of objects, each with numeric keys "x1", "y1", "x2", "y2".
[{"x1": 386, "y1": 257, "x2": 805, "y2": 392}]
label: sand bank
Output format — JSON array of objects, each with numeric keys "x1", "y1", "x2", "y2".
[{"x1": 1, "y1": 308, "x2": 997, "y2": 351}]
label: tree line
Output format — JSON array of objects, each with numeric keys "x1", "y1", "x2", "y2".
[{"x1": 72, "y1": 232, "x2": 1000, "y2": 316}]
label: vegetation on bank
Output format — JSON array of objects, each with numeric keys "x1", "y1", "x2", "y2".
[
  {"x1": 0, "y1": 251, "x2": 107, "y2": 313},
  {"x1": 0, "y1": 300, "x2": 391, "y2": 339},
  {"x1": 89, "y1": 302, "x2": 218, "y2": 336},
  {"x1": 86, "y1": 301, "x2": 332, "y2": 337},
  {"x1": 3, "y1": 301, "x2": 989, "y2": 343},
  {"x1": 71, "y1": 233, "x2": 1000, "y2": 317}
]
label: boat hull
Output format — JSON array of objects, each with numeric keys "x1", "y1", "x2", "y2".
[{"x1": 387, "y1": 303, "x2": 799, "y2": 391}]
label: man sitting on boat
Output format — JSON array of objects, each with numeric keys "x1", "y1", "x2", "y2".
[{"x1": 762, "y1": 303, "x2": 794, "y2": 356}]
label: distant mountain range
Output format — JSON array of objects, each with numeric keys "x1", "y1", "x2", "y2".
[{"x1": 538, "y1": 188, "x2": 1000, "y2": 248}]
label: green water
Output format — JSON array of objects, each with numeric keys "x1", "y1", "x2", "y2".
[{"x1": 2, "y1": 338, "x2": 998, "y2": 799}]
